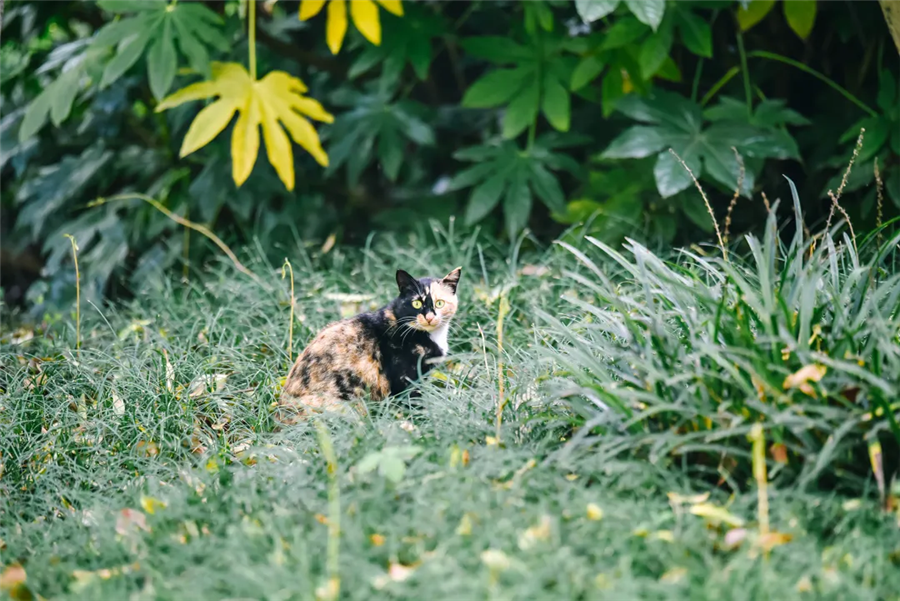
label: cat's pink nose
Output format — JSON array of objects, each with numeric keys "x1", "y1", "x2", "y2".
[{"x1": 425, "y1": 312, "x2": 436, "y2": 324}]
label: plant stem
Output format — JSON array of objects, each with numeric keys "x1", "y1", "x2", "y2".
[
  {"x1": 700, "y1": 66, "x2": 739, "y2": 107},
  {"x1": 63, "y1": 235, "x2": 81, "y2": 351},
  {"x1": 249, "y1": 0, "x2": 257, "y2": 80},
  {"x1": 691, "y1": 58, "x2": 705, "y2": 103},
  {"x1": 282, "y1": 258, "x2": 295, "y2": 364},
  {"x1": 748, "y1": 51, "x2": 878, "y2": 117},
  {"x1": 736, "y1": 30, "x2": 752, "y2": 117}
]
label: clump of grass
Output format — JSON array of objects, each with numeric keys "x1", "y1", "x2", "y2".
[{"x1": 544, "y1": 178, "x2": 900, "y2": 489}]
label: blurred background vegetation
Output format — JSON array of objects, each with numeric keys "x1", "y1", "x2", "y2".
[{"x1": 1, "y1": 0, "x2": 898, "y2": 318}]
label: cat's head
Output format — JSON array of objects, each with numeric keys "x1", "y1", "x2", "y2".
[{"x1": 392, "y1": 267, "x2": 462, "y2": 333}]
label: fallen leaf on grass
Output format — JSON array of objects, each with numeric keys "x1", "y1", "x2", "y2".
[
  {"x1": 723, "y1": 527, "x2": 747, "y2": 549},
  {"x1": 756, "y1": 531, "x2": 792, "y2": 552},
  {"x1": 480, "y1": 549, "x2": 511, "y2": 572},
  {"x1": 372, "y1": 562, "x2": 418, "y2": 589},
  {"x1": 586, "y1": 503, "x2": 604, "y2": 521},
  {"x1": 659, "y1": 567, "x2": 687, "y2": 583},
  {"x1": 795, "y1": 575, "x2": 813, "y2": 592},
  {"x1": 689, "y1": 503, "x2": 745, "y2": 527},
  {"x1": 783, "y1": 364, "x2": 826, "y2": 396},
  {"x1": 770, "y1": 443, "x2": 788, "y2": 464},
  {"x1": 369, "y1": 534, "x2": 385, "y2": 547},
  {"x1": 667, "y1": 491, "x2": 710, "y2": 505},
  {"x1": 190, "y1": 373, "x2": 228, "y2": 398},
  {"x1": 456, "y1": 513, "x2": 475, "y2": 536},
  {"x1": 140, "y1": 496, "x2": 166, "y2": 514},
  {"x1": 116, "y1": 509, "x2": 150, "y2": 535},
  {"x1": 518, "y1": 515, "x2": 552, "y2": 550},
  {"x1": 0, "y1": 564, "x2": 27, "y2": 592},
  {"x1": 135, "y1": 441, "x2": 159, "y2": 457}
]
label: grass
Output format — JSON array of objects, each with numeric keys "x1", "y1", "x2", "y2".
[{"x1": 1, "y1": 198, "x2": 900, "y2": 600}]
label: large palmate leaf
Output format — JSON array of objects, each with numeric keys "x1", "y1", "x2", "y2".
[
  {"x1": 156, "y1": 62, "x2": 334, "y2": 190},
  {"x1": 299, "y1": 0, "x2": 404, "y2": 55},
  {"x1": 348, "y1": 4, "x2": 444, "y2": 89},
  {"x1": 461, "y1": 29, "x2": 577, "y2": 138},
  {"x1": 602, "y1": 91, "x2": 801, "y2": 197},
  {"x1": 447, "y1": 134, "x2": 583, "y2": 236},
  {"x1": 324, "y1": 89, "x2": 434, "y2": 184},
  {"x1": 95, "y1": 0, "x2": 229, "y2": 97}
]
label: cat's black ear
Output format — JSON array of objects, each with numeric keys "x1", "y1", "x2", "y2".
[
  {"x1": 396, "y1": 269, "x2": 418, "y2": 294},
  {"x1": 441, "y1": 267, "x2": 462, "y2": 294}
]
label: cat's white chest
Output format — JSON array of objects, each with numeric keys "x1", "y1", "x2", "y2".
[{"x1": 430, "y1": 323, "x2": 449, "y2": 355}]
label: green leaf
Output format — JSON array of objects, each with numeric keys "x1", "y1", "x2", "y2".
[
  {"x1": 407, "y1": 34, "x2": 432, "y2": 80},
  {"x1": 172, "y1": 11, "x2": 211, "y2": 76},
  {"x1": 100, "y1": 29, "x2": 153, "y2": 89},
  {"x1": 502, "y1": 79, "x2": 540, "y2": 139},
  {"x1": 701, "y1": 140, "x2": 755, "y2": 196},
  {"x1": 601, "y1": 126, "x2": 667, "y2": 159},
  {"x1": 639, "y1": 29, "x2": 673, "y2": 80},
  {"x1": 601, "y1": 17, "x2": 649, "y2": 50},
  {"x1": 736, "y1": 0, "x2": 775, "y2": 31},
  {"x1": 462, "y1": 67, "x2": 531, "y2": 108},
  {"x1": 92, "y1": 17, "x2": 149, "y2": 47},
  {"x1": 381, "y1": 456, "x2": 406, "y2": 483},
  {"x1": 461, "y1": 37, "x2": 533, "y2": 63},
  {"x1": 529, "y1": 162, "x2": 565, "y2": 212},
  {"x1": 654, "y1": 145, "x2": 701, "y2": 198},
  {"x1": 147, "y1": 18, "x2": 177, "y2": 100},
  {"x1": 575, "y1": 0, "x2": 620, "y2": 23},
  {"x1": 49, "y1": 67, "x2": 82, "y2": 126},
  {"x1": 887, "y1": 168, "x2": 900, "y2": 209},
  {"x1": 446, "y1": 162, "x2": 497, "y2": 191},
  {"x1": 877, "y1": 69, "x2": 897, "y2": 113},
  {"x1": 857, "y1": 118, "x2": 890, "y2": 162},
  {"x1": 783, "y1": 0, "x2": 816, "y2": 40},
  {"x1": 625, "y1": 0, "x2": 665, "y2": 31},
  {"x1": 600, "y1": 68, "x2": 624, "y2": 117},
  {"x1": 655, "y1": 57, "x2": 682, "y2": 82},
  {"x1": 98, "y1": 0, "x2": 165, "y2": 13},
  {"x1": 541, "y1": 74, "x2": 570, "y2": 132},
  {"x1": 571, "y1": 56, "x2": 606, "y2": 91},
  {"x1": 503, "y1": 166, "x2": 532, "y2": 237},
  {"x1": 357, "y1": 452, "x2": 381, "y2": 474},
  {"x1": 465, "y1": 169, "x2": 510, "y2": 224},
  {"x1": 706, "y1": 123, "x2": 798, "y2": 160},
  {"x1": 678, "y1": 11, "x2": 712, "y2": 58},
  {"x1": 681, "y1": 191, "x2": 715, "y2": 233},
  {"x1": 18, "y1": 89, "x2": 53, "y2": 142},
  {"x1": 379, "y1": 127, "x2": 403, "y2": 181},
  {"x1": 616, "y1": 90, "x2": 703, "y2": 133},
  {"x1": 892, "y1": 125, "x2": 900, "y2": 155}
]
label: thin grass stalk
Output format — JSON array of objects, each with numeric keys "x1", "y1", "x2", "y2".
[
  {"x1": 90, "y1": 194, "x2": 260, "y2": 283},
  {"x1": 749, "y1": 423, "x2": 769, "y2": 546},
  {"x1": 282, "y1": 258, "x2": 295, "y2": 364},
  {"x1": 823, "y1": 129, "x2": 864, "y2": 239},
  {"x1": 668, "y1": 148, "x2": 727, "y2": 262},
  {"x1": 315, "y1": 419, "x2": 341, "y2": 601},
  {"x1": 494, "y1": 292, "x2": 511, "y2": 444},
  {"x1": 63, "y1": 234, "x2": 81, "y2": 351},
  {"x1": 723, "y1": 147, "x2": 746, "y2": 245},
  {"x1": 874, "y1": 158, "x2": 885, "y2": 247}
]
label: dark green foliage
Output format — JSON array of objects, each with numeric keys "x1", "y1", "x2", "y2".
[{"x1": 1, "y1": 0, "x2": 897, "y2": 317}]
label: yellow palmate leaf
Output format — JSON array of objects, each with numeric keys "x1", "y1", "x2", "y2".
[
  {"x1": 232, "y1": 93, "x2": 261, "y2": 187},
  {"x1": 156, "y1": 62, "x2": 333, "y2": 189},
  {"x1": 258, "y1": 93, "x2": 295, "y2": 190},
  {"x1": 299, "y1": 0, "x2": 326, "y2": 20},
  {"x1": 180, "y1": 99, "x2": 241, "y2": 157},
  {"x1": 351, "y1": 0, "x2": 381, "y2": 46},
  {"x1": 376, "y1": 0, "x2": 403, "y2": 16},
  {"x1": 326, "y1": 0, "x2": 348, "y2": 55}
]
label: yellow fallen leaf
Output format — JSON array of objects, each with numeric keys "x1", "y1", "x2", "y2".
[
  {"x1": 370, "y1": 534, "x2": 385, "y2": 547},
  {"x1": 518, "y1": 515, "x2": 552, "y2": 550},
  {"x1": 783, "y1": 364, "x2": 826, "y2": 396},
  {"x1": 156, "y1": 63, "x2": 333, "y2": 190},
  {"x1": 480, "y1": 549, "x2": 510, "y2": 571},
  {"x1": 689, "y1": 503, "x2": 745, "y2": 528},
  {"x1": 652, "y1": 530, "x2": 675, "y2": 542},
  {"x1": 140, "y1": 495, "x2": 167, "y2": 515},
  {"x1": 115, "y1": 508, "x2": 150, "y2": 535},
  {"x1": 298, "y1": 0, "x2": 403, "y2": 54},
  {"x1": 456, "y1": 513, "x2": 474, "y2": 536},
  {"x1": 0, "y1": 563, "x2": 27, "y2": 592},
  {"x1": 795, "y1": 575, "x2": 813, "y2": 592},
  {"x1": 667, "y1": 491, "x2": 710, "y2": 505},
  {"x1": 659, "y1": 567, "x2": 687, "y2": 583},
  {"x1": 586, "y1": 503, "x2": 604, "y2": 521},
  {"x1": 757, "y1": 531, "x2": 792, "y2": 551}
]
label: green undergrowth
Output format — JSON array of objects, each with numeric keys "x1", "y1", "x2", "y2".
[{"x1": 2, "y1": 205, "x2": 900, "y2": 600}]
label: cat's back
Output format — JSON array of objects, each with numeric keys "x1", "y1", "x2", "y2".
[{"x1": 280, "y1": 314, "x2": 391, "y2": 412}]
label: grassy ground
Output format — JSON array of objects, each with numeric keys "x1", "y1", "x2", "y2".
[{"x1": 2, "y1": 205, "x2": 900, "y2": 600}]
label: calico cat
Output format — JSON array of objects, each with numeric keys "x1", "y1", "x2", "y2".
[{"x1": 277, "y1": 267, "x2": 461, "y2": 421}]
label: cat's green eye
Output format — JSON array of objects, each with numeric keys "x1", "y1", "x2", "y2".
[
  {"x1": 435, "y1": 300, "x2": 445, "y2": 309},
  {"x1": 412, "y1": 299, "x2": 423, "y2": 309}
]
